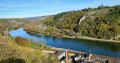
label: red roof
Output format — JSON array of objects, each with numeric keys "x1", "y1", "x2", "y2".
[{"x1": 27, "y1": 22, "x2": 41, "y2": 26}]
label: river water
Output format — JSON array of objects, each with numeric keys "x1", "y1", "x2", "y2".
[{"x1": 9, "y1": 28, "x2": 120, "y2": 58}]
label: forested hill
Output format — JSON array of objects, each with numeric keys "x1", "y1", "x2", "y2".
[{"x1": 42, "y1": 5, "x2": 120, "y2": 40}]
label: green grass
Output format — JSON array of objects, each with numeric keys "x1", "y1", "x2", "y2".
[
  {"x1": 31, "y1": 43, "x2": 52, "y2": 49},
  {"x1": 8, "y1": 36, "x2": 13, "y2": 39},
  {"x1": 31, "y1": 43, "x2": 41, "y2": 47}
]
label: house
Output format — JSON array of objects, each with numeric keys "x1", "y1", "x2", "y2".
[
  {"x1": 81, "y1": 60, "x2": 90, "y2": 63},
  {"x1": 73, "y1": 53, "x2": 94, "y2": 63},
  {"x1": 61, "y1": 55, "x2": 72, "y2": 63},
  {"x1": 55, "y1": 50, "x2": 73, "y2": 63},
  {"x1": 95, "y1": 57, "x2": 109, "y2": 63},
  {"x1": 55, "y1": 51, "x2": 65, "y2": 60},
  {"x1": 115, "y1": 61, "x2": 120, "y2": 63},
  {"x1": 86, "y1": 53, "x2": 93, "y2": 61},
  {"x1": 75, "y1": 54, "x2": 82, "y2": 61},
  {"x1": 27, "y1": 22, "x2": 41, "y2": 26}
]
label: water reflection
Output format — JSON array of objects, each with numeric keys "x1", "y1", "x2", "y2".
[
  {"x1": 26, "y1": 32, "x2": 120, "y2": 52},
  {"x1": 9, "y1": 28, "x2": 120, "y2": 57},
  {"x1": 52, "y1": 36, "x2": 57, "y2": 41},
  {"x1": 78, "y1": 39, "x2": 120, "y2": 52},
  {"x1": 43, "y1": 35, "x2": 51, "y2": 39},
  {"x1": 26, "y1": 32, "x2": 42, "y2": 38}
]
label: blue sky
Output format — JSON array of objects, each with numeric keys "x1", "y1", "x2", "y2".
[{"x1": 0, "y1": 0, "x2": 120, "y2": 18}]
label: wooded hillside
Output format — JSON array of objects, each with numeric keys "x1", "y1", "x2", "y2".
[{"x1": 42, "y1": 5, "x2": 120, "y2": 40}]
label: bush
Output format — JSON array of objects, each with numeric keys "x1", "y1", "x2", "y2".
[
  {"x1": 13, "y1": 36, "x2": 30, "y2": 47},
  {"x1": 62, "y1": 29, "x2": 71, "y2": 35},
  {"x1": 34, "y1": 50, "x2": 43, "y2": 56},
  {"x1": 48, "y1": 54, "x2": 60, "y2": 63}
]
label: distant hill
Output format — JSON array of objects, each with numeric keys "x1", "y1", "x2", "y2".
[{"x1": 25, "y1": 16, "x2": 48, "y2": 21}]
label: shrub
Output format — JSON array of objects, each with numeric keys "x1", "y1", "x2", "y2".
[
  {"x1": 13, "y1": 36, "x2": 30, "y2": 47},
  {"x1": 34, "y1": 50, "x2": 43, "y2": 56},
  {"x1": 48, "y1": 54, "x2": 60, "y2": 63},
  {"x1": 62, "y1": 29, "x2": 71, "y2": 35}
]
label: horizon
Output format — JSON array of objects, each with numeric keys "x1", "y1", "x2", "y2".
[{"x1": 0, "y1": 0, "x2": 120, "y2": 18}]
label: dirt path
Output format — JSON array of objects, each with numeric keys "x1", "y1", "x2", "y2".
[
  {"x1": 80, "y1": 36, "x2": 120, "y2": 43},
  {"x1": 42, "y1": 50, "x2": 55, "y2": 53}
]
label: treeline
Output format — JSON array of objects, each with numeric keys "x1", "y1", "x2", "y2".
[
  {"x1": 0, "y1": 19, "x2": 10, "y2": 34},
  {"x1": 23, "y1": 24, "x2": 76, "y2": 37},
  {"x1": 42, "y1": 5, "x2": 120, "y2": 40},
  {"x1": 0, "y1": 18, "x2": 30, "y2": 34}
]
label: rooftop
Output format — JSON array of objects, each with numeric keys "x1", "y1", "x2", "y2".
[
  {"x1": 62, "y1": 55, "x2": 72, "y2": 62},
  {"x1": 55, "y1": 51, "x2": 65, "y2": 56},
  {"x1": 27, "y1": 22, "x2": 41, "y2": 26}
]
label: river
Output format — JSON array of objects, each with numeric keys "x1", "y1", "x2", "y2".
[{"x1": 9, "y1": 27, "x2": 120, "y2": 58}]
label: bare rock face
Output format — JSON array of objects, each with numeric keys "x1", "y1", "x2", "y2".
[
  {"x1": 86, "y1": 9, "x2": 109, "y2": 17},
  {"x1": 78, "y1": 9, "x2": 109, "y2": 24},
  {"x1": 78, "y1": 15, "x2": 86, "y2": 24}
]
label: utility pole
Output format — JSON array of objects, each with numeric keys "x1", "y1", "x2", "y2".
[
  {"x1": 118, "y1": 53, "x2": 119, "y2": 61},
  {"x1": 66, "y1": 50, "x2": 68, "y2": 63}
]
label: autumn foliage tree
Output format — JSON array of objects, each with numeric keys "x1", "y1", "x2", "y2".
[{"x1": 13, "y1": 36, "x2": 30, "y2": 47}]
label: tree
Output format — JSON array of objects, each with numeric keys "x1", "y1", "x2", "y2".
[{"x1": 13, "y1": 36, "x2": 30, "y2": 47}]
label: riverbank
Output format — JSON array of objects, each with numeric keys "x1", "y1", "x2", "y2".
[
  {"x1": 32, "y1": 45, "x2": 120, "y2": 63},
  {"x1": 72, "y1": 36, "x2": 120, "y2": 43},
  {"x1": 28, "y1": 39, "x2": 119, "y2": 61},
  {"x1": 26, "y1": 30, "x2": 120, "y2": 43},
  {"x1": 10, "y1": 28, "x2": 120, "y2": 58},
  {"x1": 49, "y1": 47, "x2": 120, "y2": 62},
  {"x1": 28, "y1": 42, "x2": 120, "y2": 61},
  {"x1": 30, "y1": 42, "x2": 119, "y2": 61}
]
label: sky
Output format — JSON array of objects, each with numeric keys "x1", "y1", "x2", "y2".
[{"x1": 0, "y1": 0, "x2": 120, "y2": 18}]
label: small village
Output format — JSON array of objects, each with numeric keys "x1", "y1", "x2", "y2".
[
  {"x1": 42, "y1": 48, "x2": 120, "y2": 63},
  {"x1": 55, "y1": 50, "x2": 109, "y2": 63}
]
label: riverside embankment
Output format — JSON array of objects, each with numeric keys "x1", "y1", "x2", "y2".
[{"x1": 9, "y1": 27, "x2": 120, "y2": 58}]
